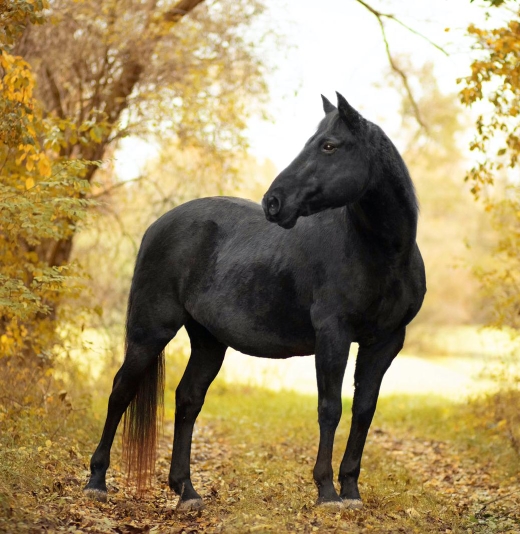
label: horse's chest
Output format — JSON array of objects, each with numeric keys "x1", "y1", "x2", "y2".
[{"x1": 331, "y1": 270, "x2": 416, "y2": 341}]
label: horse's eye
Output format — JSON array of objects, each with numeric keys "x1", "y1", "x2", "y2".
[{"x1": 322, "y1": 142, "x2": 337, "y2": 153}]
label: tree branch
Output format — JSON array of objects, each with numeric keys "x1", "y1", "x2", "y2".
[
  {"x1": 164, "y1": 0, "x2": 205, "y2": 22},
  {"x1": 89, "y1": 175, "x2": 146, "y2": 200},
  {"x1": 377, "y1": 16, "x2": 427, "y2": 130},
  {"x1": 354, "y1": 0, "x2": 449, "y2": 130},
  {"x1": 44, "y1": 64, "x2": 65, "y2": 119},
  {"x1": 355, "y1": 0, "x2": 448, "y2": 56},
  {"x1": 475, "y1": 491, "x2": 517, "y2": 518}
]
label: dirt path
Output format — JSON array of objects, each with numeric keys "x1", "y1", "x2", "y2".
[{"x1": 5, "y1": 415, "x2": 518, "y2": 534}]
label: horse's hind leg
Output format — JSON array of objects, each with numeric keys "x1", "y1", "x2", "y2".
[
  {"x1": 338, "y1": 328, "x2": 406, "y2": 509},
  {"x1": 84, "y1": 304, "x2": 183, "y2": 501},
  {"x1": 169, "y1": 318, "x2": 226, "y2": 511}
]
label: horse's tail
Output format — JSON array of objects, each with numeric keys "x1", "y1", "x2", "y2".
[{"x1": 122, "y1": 289, "x2": 165, "y2": 493}]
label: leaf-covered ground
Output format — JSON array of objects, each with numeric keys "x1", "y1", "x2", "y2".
[{"x1": 1, "y1": 387, "x2": 519, "y2": 533}]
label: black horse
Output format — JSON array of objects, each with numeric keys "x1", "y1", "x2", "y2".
[{"x1": 84, "y1": 93, "x2": 426, "y2": 511}]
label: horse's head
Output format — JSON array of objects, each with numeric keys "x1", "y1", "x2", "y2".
[{"x1": 262, "y1": 92, "x2": 370, "y2": 229}]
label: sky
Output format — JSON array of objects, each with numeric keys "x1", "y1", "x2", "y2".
[
  {"x1": 115, "y1": 0, "x2": 504, "y2": 180},
  {"x1": 246, "y1": 0, "x2": 500, "y2": 170}
]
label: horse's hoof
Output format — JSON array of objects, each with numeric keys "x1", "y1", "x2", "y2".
[
  {"x1": 343, "y1": 498, "x2": 363, "y2": 510},
  {"x1": 176, "y1": 498, "x2": 204, "y2": 512},
  {"x1": 83, "y1": 488, "x2": 108, "y2": 503},
  {"x1": 316, "y1": 499, "x2": 344, "y2": 509}
]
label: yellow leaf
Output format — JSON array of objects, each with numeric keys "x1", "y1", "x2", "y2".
[
  {"x1": 89, "y1": 126, "x2": 102, "y2": 142},
  {"x1": 25, "y1": 177, "x2": 35, "y2": 189},
  {"x1": 45, "y1": 440, "x2": 52, "y2": 448},
  {"x1": 37, "y1": 157, "x2": 52, "y2": 177}
]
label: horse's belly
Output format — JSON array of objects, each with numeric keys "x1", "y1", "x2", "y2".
[
  {"x1": 187, "y1": 298, "x2": 316, "y2": 358},
  {"x1": 230, "y1": 322, "x2": 316, "y2": 359}
]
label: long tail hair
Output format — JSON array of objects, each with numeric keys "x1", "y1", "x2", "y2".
[{"x1": 122, "y1": 291, "x2": 165, "y2": 493}]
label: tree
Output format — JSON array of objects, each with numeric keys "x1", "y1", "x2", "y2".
[
  {"x1": 0, "y1": 1, "x2": 98, "y2": 362},
  {"x1": 458, "y1": 4, "x2": 520, "y2": 329}
]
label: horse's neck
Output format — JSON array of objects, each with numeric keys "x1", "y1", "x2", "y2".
[{"x1": 346, "y1": 170, "x2": 418, "y2": 259}]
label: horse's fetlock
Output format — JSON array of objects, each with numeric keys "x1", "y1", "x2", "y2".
[
  {"x1": 168, "y1": 476, "x2": 183, "y2": 495},
  {"x1": 313, "y1": 465, "x2": 333, "y2": 486},
  {"x1": 339, "y1": 473, "x2": 361, "y2": 501},
  {"x1": 90, "y1": 455, "x2": 109, "y2": 473},
  {"x1": 339, "y1": 463, "x2": 360, "y2": 481},
  {"x1": 169, "y1": 469, "x2": 192, "y2": 495}
]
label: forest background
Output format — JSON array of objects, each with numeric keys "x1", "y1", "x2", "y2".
[{"x1": 1, "y1": 0, "x2": 519, "y2": 532}]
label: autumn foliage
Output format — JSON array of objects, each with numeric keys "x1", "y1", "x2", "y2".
[
  {"x1": 0, "y1": 2, "x2": 95, "y2": 362},
  {"x1": 460, "y1": 16, "x2": 520, "y2": 196},
  {"x1": 459, "y1": 6, "x2": 520, "y2": 331}
]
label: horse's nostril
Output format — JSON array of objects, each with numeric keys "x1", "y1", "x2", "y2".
[{"x1": 267, "y1": 196, "x2": 281, "y2": 216}]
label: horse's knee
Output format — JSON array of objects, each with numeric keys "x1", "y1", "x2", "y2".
[{"x1": 318, "y1": 399, "x2": 342, "y2": 429}]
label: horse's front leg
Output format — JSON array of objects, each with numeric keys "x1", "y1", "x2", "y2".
[
  {"x1": 338, "y1": 328, "x2": 406, "y2": 509},
  {"x1": 312, "y1": 318, "x2": 351, "y2": 506}
]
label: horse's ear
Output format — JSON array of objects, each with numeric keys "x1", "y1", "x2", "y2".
[
  {"x1": 321, "y1": 94, "x2": 336, "y2": 115},
  {"x1": 336, "y1": 92, "x2": 362, "y2": 132}
]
